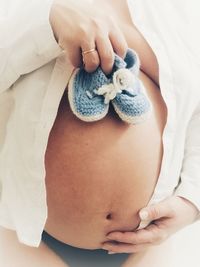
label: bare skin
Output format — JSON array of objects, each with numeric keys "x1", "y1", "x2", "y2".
[
  {"x1": 44, "y1": 70, "x2": 167, "y2": 250},
  {"x1": 0, "y1": 227, "x2": 69, "y2": 267}
]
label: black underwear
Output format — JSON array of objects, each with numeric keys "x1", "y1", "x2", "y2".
[{"x1": 42, "y1": 231, "x2": 129, "y2": 267}]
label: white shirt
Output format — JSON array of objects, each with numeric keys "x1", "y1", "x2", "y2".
[{"x1": 0, "y1": 0, "x2": 200, "y2": 247}]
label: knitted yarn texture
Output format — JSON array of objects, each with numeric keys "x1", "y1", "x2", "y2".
[{"x1": 68, "y1": 48, "x2": 152, "y2": 124}]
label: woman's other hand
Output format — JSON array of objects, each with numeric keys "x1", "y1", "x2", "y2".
[
  {"x1": 102, "y1": 196, "x2": 199, "y2": 254},
  {"x1": 49, "y1": 0, "x2": 128, "y2": 75}
]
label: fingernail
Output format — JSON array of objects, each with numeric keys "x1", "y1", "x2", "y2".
[
  {"x1": 108, "y1": 251, "x2": 116, "y2": 255},
  {"x1": 139, "y1": 210, "x2": 149, "y2": 220}
]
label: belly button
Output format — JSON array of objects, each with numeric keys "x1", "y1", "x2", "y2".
[{"x1": 106, "y1": 213, "x2": 112, "y2": 220}]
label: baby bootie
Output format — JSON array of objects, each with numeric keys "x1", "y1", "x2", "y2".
[
  {"x1": 68, "y1": 48, "x2": 152, "y2": 123},
  {"x1": 68, "y1": 67, "x2": 110, "y2": 122}
]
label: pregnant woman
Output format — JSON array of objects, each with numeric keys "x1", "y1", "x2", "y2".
[
  {"x1": 44, "y1": 0, "x2": 166, "y2": 249},
  {"x1": 0, "y1": 0, "x2": 199, "y2": 267}
]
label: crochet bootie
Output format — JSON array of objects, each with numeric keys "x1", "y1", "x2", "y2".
[{"x1": 68, "y1": 48, "x2": 152, "y2": 123}]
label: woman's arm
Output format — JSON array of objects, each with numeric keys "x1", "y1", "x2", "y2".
[{"x1": 0, "y1": 0, "x2": 62, "y2": 93}]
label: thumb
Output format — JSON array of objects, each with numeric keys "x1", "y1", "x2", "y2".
[{"x1": 139, "y1": 198, "x2": 173, "y2": 221}]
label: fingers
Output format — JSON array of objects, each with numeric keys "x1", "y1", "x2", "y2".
[
  {"x1": 102, "y1": 225, "x2": 169, "y2": 254},
  {"x1": 82, "y1": 49, "x2": 100, "y2": 73},
  {"x1": 93, "y1": 27, "x2": 128, "y2": 75},
  {"x1": 107, "y1": 229, "x2": 153, "y2": 244},
  {"x1": 102, "y1": 242, "x2": 150, "y2": 254},
  {"x1": 78, "y1": 29, "x2": 128, "y2": 75},
  {"x1": 69, "y1": 27, "x2": 127, "y2": 75},
  {"x1": 66, "y1": 45, "x2": 83, "y2": 68},
  {"x1": 81, "y1": 39, "x2": 100, "y2": 72},
  {"x1": 95, "y1": 34, "x2": 114, "y2": 75},
  {"x1": 106, "y1": 225, "x2": 169, "y2": 246},
  {"x1": 79, "y1": 34, "x2": 115, "y2": 74},
  {"x1": 83, "y1": 28, "x2": 128, "y2": 75},
  {"x1": 109, "y1": 27, "x2": 128, "y2": 59},
  {"x1": 139, "y1": 198, "x2": 175, "y2": 221}
]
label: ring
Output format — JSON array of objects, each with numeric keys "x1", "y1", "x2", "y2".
[{"x1": 82, "y1": 48, "x2": 97, "y2": 55}]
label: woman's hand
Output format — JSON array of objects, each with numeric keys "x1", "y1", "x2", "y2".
[
  {"x1": 49, "y1": 0, "x2": 127, "y2": 74},
  {"x1": 102, "y1": 196, "x2": 199, "y2": 254}
]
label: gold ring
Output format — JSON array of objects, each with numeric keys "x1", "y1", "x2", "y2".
[{"x1": 82, "y1": 48, "x2": 97, "y2": 55}]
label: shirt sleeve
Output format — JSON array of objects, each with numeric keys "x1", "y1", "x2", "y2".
[
  {"x1": 174, "y1": 104, "x2": 200, "y2": 211},
  {"x1": 0, "y1": 0, "x2": 62, "y2": 93}
]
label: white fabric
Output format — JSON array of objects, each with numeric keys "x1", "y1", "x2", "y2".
[{"x1": 0, "y1": 0, "x2": 200, "y2": 247}]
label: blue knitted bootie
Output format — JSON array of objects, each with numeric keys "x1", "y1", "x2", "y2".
[{"x1": 68, "y1": 48, "x2": 152, "y2": 123}]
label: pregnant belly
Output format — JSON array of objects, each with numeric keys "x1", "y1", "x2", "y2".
[{"x1": 44, "y1": 72, "x2": 167, "y2": 249}]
